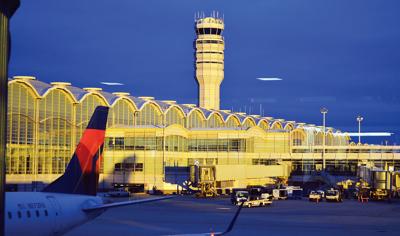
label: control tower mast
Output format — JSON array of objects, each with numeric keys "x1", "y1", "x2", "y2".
[{"x1": 194, "y1": 12, "x2": 225, "y2": 110}]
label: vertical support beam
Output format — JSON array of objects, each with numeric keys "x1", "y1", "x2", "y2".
[
  {"x1": 0, "y1": 3, "x2": 19, "y2": 234},
  {"x1": 0, "y1": 12, "x2": 9, "y2": 236},
  {"x1": 0, "y1": 19, "x2": 6, "y2": 236}
]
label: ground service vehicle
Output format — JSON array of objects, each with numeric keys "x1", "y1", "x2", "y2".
[
  {"x1": 286, "y1": 186, "x2": 303, "y2": 199},
  {"x1": 231, "y1": 190, "x2": 249, "y2": 205},
  {"x1": 273, "y1": 189, "x2": 288, "y2": 200},
  {"x1": 325, "y1": 189, "x2": 342, "y2": 202},
  {"x1": 370, "y1": 189, "x2": 389, "y2": 200},
  {"x1": 233, "y1": 188, "x2": 273, "y2": 208},
  {"x1": 309, "y1": 191, "x2": 323, "y2": 202},
  {"x1": 241, "y1": 198, "x2": 272, "y2": 208}
]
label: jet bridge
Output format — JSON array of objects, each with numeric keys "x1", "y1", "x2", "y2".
[{"x1": 190, "y1": 163, "x2": 291, "y2": 196}]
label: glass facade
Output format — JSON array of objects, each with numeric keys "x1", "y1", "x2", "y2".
[
  {"x1": 7, "y1": 78, "x2": 362, "y2": 180},
  {"x1": 188, "y1": 110, "x2": 205, "y2": 129},
  {"x1": 165, "y1": 107, "x2": 185, "y2": 127},
  {"x1": 7, "y1": 82, "x2": 36, "y2": 174},
  {"x1": 226, "y1": 116, "x2": 240, "y2": 128},
  {"x1": 108, "y1": 99, "x2": 135, "y2": 127},
  {"x1": 38, "y1": 89, "x2": 73, "y2": 174}
]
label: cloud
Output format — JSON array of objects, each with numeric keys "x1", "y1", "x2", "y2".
[
  {"x1": 100, "y1": 82, "x2": 124, "y2": 86},
  {"x1": 256, "y1": 77, "x2": 282, "y2": 81}
]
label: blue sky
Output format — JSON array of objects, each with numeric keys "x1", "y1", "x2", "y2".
[{"x1": 9, "y1": 0, "x2": 400, "y2": 144}]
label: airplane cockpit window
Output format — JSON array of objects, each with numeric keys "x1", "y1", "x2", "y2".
[
  {"x1": 17, "y1": 211, "x2": 21, "y2": 219},
  {"x1": 27, "y1": 211, "x2": 31, "y2": 218},
  {"x1": 7, "y1": 212, "x2": 12, "y2": 219},
  {"x1": 36, "y1": 210, "x2": 40, "y2": 217}
]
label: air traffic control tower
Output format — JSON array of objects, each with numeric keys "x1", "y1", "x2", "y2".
[{"x1": 195, "y1": 14, "x2": 224, "y2": 110}]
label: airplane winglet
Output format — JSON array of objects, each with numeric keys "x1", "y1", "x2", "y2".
[
  {"x1": 82, "y1": 196, "x2": 174, "y2": 212},
  {"x1": 218, "y1": 201, "x2": 244, "y2": 235},
  {"x1": 164, "y1": 201, "x2": 244, "y2": 236}
]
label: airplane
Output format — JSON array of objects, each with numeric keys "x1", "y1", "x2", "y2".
[{"x1": 4, "y1": 106, "x2": 172, "y2": 236}]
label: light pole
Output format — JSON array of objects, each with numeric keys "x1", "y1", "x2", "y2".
[
  {"x1": 320, "y1": 107, "x2": 328, "y2": 170},
  {"x1": 357, "y1": 115, "x2": 363, "y2": 145}
]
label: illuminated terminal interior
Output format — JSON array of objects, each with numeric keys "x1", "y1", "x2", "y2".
[{"x1": 6, "y1": 16, "x2": 400, "y2": 192}]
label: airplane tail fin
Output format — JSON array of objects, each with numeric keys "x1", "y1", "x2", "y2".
[{"x1": 43, "y1": 106, "x2": 109, "y2": 195}]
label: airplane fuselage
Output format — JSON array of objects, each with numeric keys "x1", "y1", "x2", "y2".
[{"x1": 5, "y1": 192, "x2": 104, "y2": 236}]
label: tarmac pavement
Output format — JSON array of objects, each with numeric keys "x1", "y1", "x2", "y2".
[{"x1": 66, "y1": 196, "x2": 400, "y2": 236}]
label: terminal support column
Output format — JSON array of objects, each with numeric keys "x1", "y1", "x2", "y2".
[
  {"x1": 1, "y1": 1, "x2": 19, "y2": 235},
  {"x1": 0, "y1": 12, "x2": 9, "y2": 236}
]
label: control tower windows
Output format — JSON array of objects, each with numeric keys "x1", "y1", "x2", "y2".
[{"x1": 197, "y1": 28, "x2": 222, "y2": 35}]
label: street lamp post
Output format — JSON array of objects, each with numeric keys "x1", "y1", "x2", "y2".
[
  {"x1": 357, "y1": 115, "x2": 364, "y2": 145},
  {"x1": 320, "y1": 107, "x2": 328, "y2": 170}
]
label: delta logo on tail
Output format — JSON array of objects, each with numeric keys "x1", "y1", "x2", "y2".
[{"x1": 43, "y1": 106, "x2": 109, "y2": 195}]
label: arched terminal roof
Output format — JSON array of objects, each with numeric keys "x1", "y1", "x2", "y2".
[
  {"x1": 7, "y1": 76, "x2": 350, "y2": 141},
  {"x1": 66, "y1": 85, "x2": 88, "y2": 101}
]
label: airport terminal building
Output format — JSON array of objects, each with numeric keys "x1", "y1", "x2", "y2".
[{"x1": 6, "y1": 16, "x2": 400, "y2": 192}]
